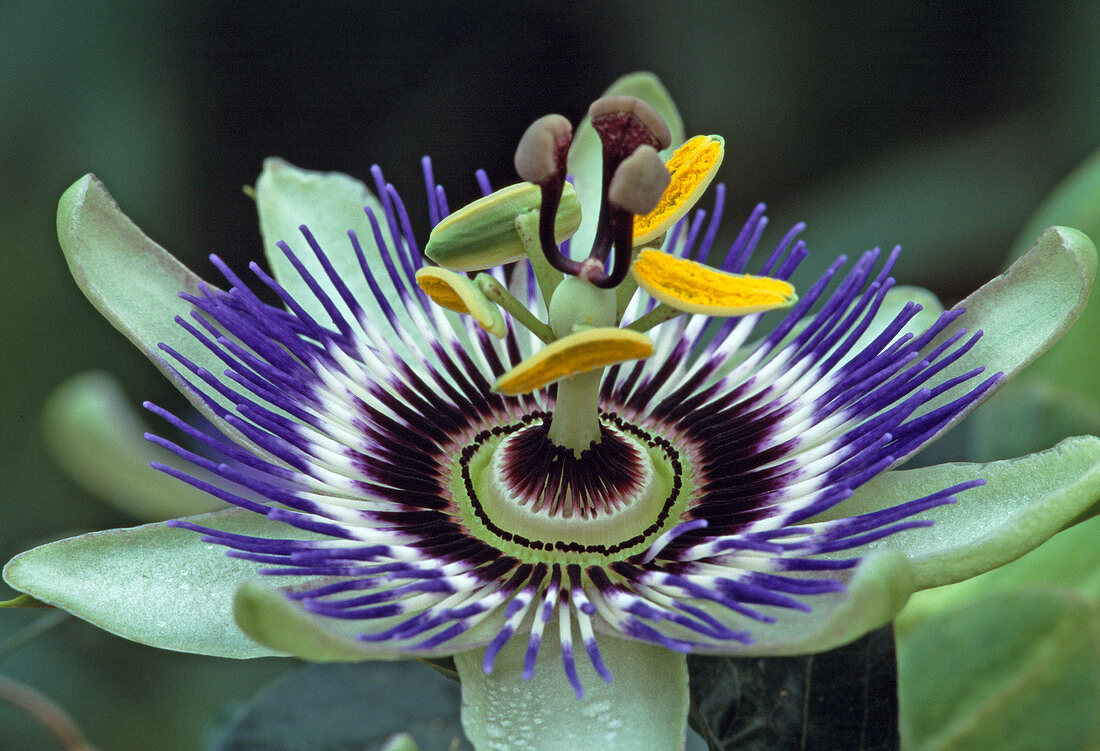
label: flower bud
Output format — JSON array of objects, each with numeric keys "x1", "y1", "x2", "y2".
[{"x1": 425, "y1": 182, "x2": 582, "y2": 272}]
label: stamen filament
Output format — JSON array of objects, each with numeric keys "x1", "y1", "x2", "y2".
[
  {"x1": 624, "y1": 302, "x2": 685, "y2": 333},
  {"x1": 475, "y1": 273, "x2": 555, "y2": 343}
]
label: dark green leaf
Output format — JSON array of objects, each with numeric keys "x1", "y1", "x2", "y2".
[
  {"x1": 688, "y1": 626, "x2": 898, "y2": 751},
  {"x1": 212, "y1": 660, "x2": 469, "y2": 751},
  {"x1": 0, "y1": 594, "x2": 51, "y2": 608},
  {"x1": 899, "y1": 587, "x2": 1100, "y2": 751},
  {"x1": 418, "y1": 656, "x2": 460, "y2": 682}
]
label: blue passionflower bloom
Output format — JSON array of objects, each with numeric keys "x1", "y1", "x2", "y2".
[
  {"x1": 152, "y1": 133, "x2": 991, "y2": 691},
  {"x1": 8, "y1": 74, "x2": 1097, "y2": 751}
]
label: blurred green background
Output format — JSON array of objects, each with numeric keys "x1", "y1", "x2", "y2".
[{"x1": 3, "y1": 1, "x2": 1099, "y2": 749}]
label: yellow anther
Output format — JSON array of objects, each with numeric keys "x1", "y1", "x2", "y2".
[
  {"x1": 493, "y1": 328, "x2": 654, "y2": 395},
  {"x1": 633, "y1": 135, "x2": 724, "y2": 246},
  {"x1": 631, "y1": 248, "x2": 797, "y2": 317},
  {"x1": 415, "y1": 267, "x2": 506, "y2": 337}
]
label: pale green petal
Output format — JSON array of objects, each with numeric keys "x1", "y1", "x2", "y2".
[
  {"x1": 233, "y1": 579, "x2": 506, "y2": 661},
  {"x1": 567, "y1": 72, "x2": 685, "y2": 258},
  {"x1": 235, "y1": 553, "x2": 914, "y2": 666},
  {"x1": 912, "y1": 226, "x2": 1096, "y2": 442},
  {"x1": 43, "y1": 371, "x2": 224, "y2": 520},
  {"x1": 232, "y1": 581, "x2": 386, "y2": 662},
  {"x1": 255, "y1": 158, "x2": 401, "y2": 332},
  {"x1": 1, "y1": 509, "x2": 318, "y2": 658},
  {"x1": 694, "y1": 550, "x2": 915, "y2": 657},
  {"x1": 897, "y1": 514, "x2": 1100, "y2": 637},
  {"x1": 816, "y1": 436, "x2": 1100, "y2": 590},
  {"x1": 56, "y1": 175, "x2": 265, "y2": 452},
  {"x1": 455, "y1": 633, "x2": 688, "y2": 751}
]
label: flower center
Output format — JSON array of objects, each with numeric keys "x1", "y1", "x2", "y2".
[{"x1": 454, "y1": 412, "x2": 688, "y2": 565}]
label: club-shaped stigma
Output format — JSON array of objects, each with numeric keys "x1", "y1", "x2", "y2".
[
  {"x1": 514, "y1": 114, "x2": 581, "y2": 277},
  {"x1": 596, "y1": 144, "x2": 669, "y2": 286},
  {"x1": 515, "y1": 96, "x2": 674, "y2": 288},
  {"x1": 585, "y1": 96, "x2": 672, "y2": 288}
]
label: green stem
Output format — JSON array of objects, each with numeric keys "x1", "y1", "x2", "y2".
[
  {"x1": 545, "y1": 276, "x2": 618, "y2": 453},
  {"x1": 0, "y1": 675, "x2": 98, "y2": 751},
  {"x1": 476, "y1": 274, "x2": 555, "y2": 344},
  {"x1": 515, "y1": 211, "x2": 562, "y2": 308}
]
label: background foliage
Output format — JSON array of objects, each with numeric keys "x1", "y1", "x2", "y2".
[{"x1": 2, "y1": 2, "x2": 1098, "y2": 749}]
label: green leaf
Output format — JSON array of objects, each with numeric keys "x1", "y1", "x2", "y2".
[
  {"x1": 816, "y1": 436, "x2": 1100, "y2": 589},
  {"x1": 212, "y1": 661, "x2": 467, "y2": 751},
  {"x1": 968, "y1": 377, "x2": 1100, "y2": 462},
  {"x1": 913, "y1": 226, "x2": 1096, "y2": 448},
  {"x1": 42, "y1": 371, "x2": 224, "y2": 520},
  {"x1": 567, "y1": 72, "x2": 685, "y2": 258},
  {"x1": 898, "y1": 587, "x2": 1100, "y2": 751},
  {"x1": 454, "y1": 633, "x2": 689, "y2": 751},
  {"x1": 689, "y1": 626, "x2": 899, "y2": 751},
  {"x1": 0, "y1": 594, "x2": 50, "y2": 608},
  {"x1": 1, "y1": 509, "x2": 325, "y2": 658},
  {"x1": 772, "y1": 113, "x2": 1071, "y2": 295},
  {"x1": 56, "y1": 175, "x2": 279, "y2": 463},
  {"x1": 1005, "y1": 149, "x2": 1100, "y2": 412},
  {"x1": 254, "y1": 158, "x2": 420, "y2": 344},
  {"x1": 965, "y1": 153, "x2": 1100, "y2": 465},
  {"x1": 1010, "y1": 146, "x2": 1100, "y2": 264}
]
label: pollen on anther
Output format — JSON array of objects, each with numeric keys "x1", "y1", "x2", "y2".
[
  {"x1": 493, "y1": 328, "x2": 654, "y2": 395},
  {"x1": 415, "y1": 266, "x2": 506, "y2": 337},
  {"x1": 634, "y1": 135, "x2": 724, "y2": 245},
  {"x1": 631, "y1": 248, "x2": 796, "y2": 316}
]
